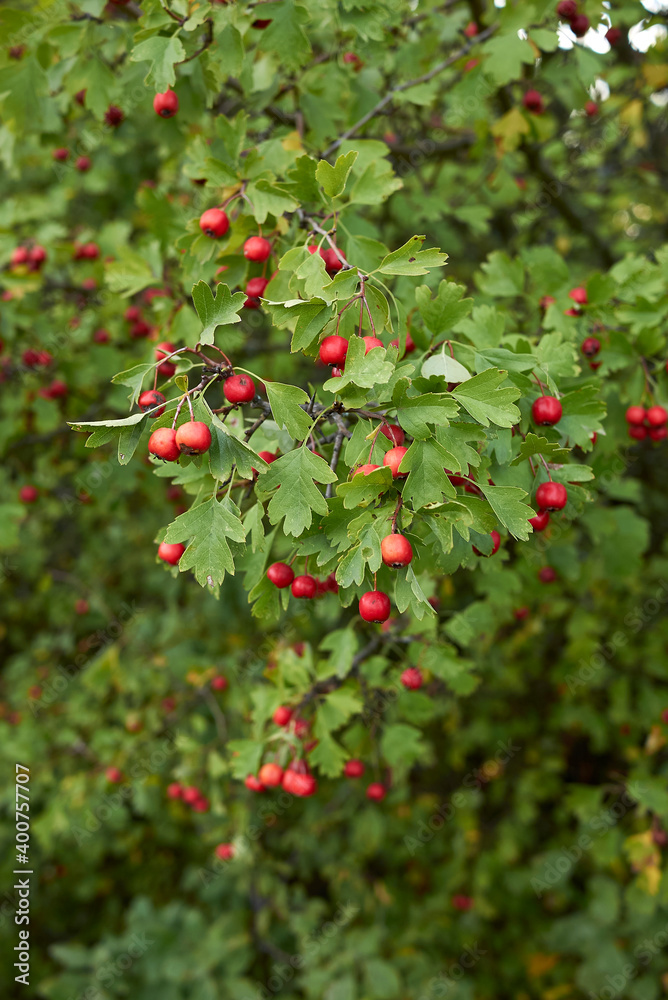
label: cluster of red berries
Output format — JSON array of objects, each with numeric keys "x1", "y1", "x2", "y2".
[
  {"x1": 73, "y1": 242, "x2": 100, "y2": 261},
  {"x1": 625, "y1": 405, "x2": 668, "y2": 442},
  {"x1": 149, "y1": 420, "x2": 212, "y2": 463},
  {"x1": 555, "y1": 1, "x2": 590, "y2": 37},
  {"x1": 10, "y1": 245, "x2": 47, "y2": 271},
  {"x1": 266, "y1": 563, "x2": 339, "y2": 598},
  {"x1": 167, "y1": 782, "x2": 210, "y2": 812}
]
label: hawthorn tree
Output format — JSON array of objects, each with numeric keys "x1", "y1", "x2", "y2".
[{"x1": 2, "y1": 1, "x2": 668, "y2": 998}]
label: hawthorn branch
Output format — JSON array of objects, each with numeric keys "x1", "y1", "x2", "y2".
[
  {"x1": 321, "y1": 24, "x2": 497, "y2": 158},
  {"x1": 326, "y1": 430, "x2": 345, "y2": 499}
]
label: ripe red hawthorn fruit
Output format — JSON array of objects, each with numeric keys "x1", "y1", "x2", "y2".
[
  {"x1": 452, "y1": 894, "x2": 474, "y2": 911},
  {"x1": 258, "y1": 762, "x2": 283, "y2": 787},
  {"x1": 529, "y1": 509, "x2": 550, "y2": 531},
  {"x1": 215, "y1": 843, "x2": 234, "y2": 860},
  {"x1": 75, "y1": 599, "x2": 89, "y2": 615},
  {"x1": 243, "y1": 236, "x2": 271, "y2": 261},
  {"x1": 625, "y1": 406, "x2": 646, "y2": 425},
  {"x1": 366, "y1": 783, "x2": 387, "y2": 802},
  {"x1": 581, "y1": 337, "x2": 601, "y2": 357},
  {"x1": 532, "y1": 395, "x2": 562, "y2": 426},
  {"x1": 606, "y1": 27, "x2": 622, "y2": 46},
  {"x1": 124, "y1": 305, "x2": 141, "y2": 323},
  {"x1": 74, "y1": 89, "x2": 86, "y2": 106},
  {"x1": 514, "y1": 606, "x2": 530, "y2": 621},
  {"x1": 319, "y1": 335, "x2": 348, "y2": 367},
  {"x1": 585, "y1": 101, "x2": 599, "y2": 117},
  {"x1": 362, "y1": 336, "x2": 384, "y2": 353},
  {"x1": 153, "y1": 89, "x2": 179, "y2": 118},
  {"x1": 155, "y1": 341, "x2": 175, "y2": 362},
  {"x1": 149, "y1": 427, "x2": 180, "y2": 462},
  {"x1": 10, "y1": 246, "x2": 29, "y2": 267},
  {"x1": 182, "y1": 786, "x2": 200, "y2": 804},
  {"x1": 359, "y1": 590, "x2": 391, "y2": 623},
  {"x1": 138, "y1": 390, "x2": 166, "y2": 417},
  {"x1": 246, "y1": 276, "x2": 269, "y2": 300},
  {"x1": 523, "y1": 90, "x2": 544, "y2": 114},
  {"x1": 291, "y1": 574, "x2": 317, "y2": 599},
  {"x1": 473, "y1": 529, "x2": 501, "y2": 556},
  {"x1": 540, "y1": 295, "x2": 556, "y2": 309},
  {"x1": 273, "y1": 705, "x2": 293, "y2": 726},
  {"x1": 105, "y1": 767, "x2": 123, "y2": 784},
  {"x1": 570, "y1": 13, "x2": 590, "y2": 36},
  {"x1": 175, "y1": 421, "x2": 212, "y2": 455},
  {"x1": 650, "y1": 426, "x2": 668, "y2": 442},
  {"x1": 75, "y1": 156, "x2": 91, "y2": 172},
  {"x1": 383, "y1": 446, "x2": 409, "y2": 478},
  {"x1": 390, "y1": 332, "x2": 416, "y2": 355},
  {"x1": 104, "y1": 105, "x2": 124, "y2": 127},
  {"x1": 39, "y1": 379, "x2": 68, "y2": 401},
  {"x1": 162, "y1": 696, "x2": 177, "y2": 712},
  {"x1": 556, "y1": 0, "x2": 578, "y2": 17},
  {"x1": 381, "y1": 533, "x2": 413, "y2": 568},
  {"x1": 538, "y1": 566, "x2": 557, "y2": 583},
  {"x1": 536, "y1": 481, "x2": 568, "y2": 511},
  {"x1": 157, "y1": 542, "x2": 186, "y2": 565},
  {"x1": 23, "y1": 349, "x2": 53, "y2": 368},
  {"x1": 629, "y1": 425, "x2": 647, "y2": 441},
  {"x1": 192, "y1": 797, "x2": 210, "y2": 813},
  {"x1": 199, "y1": 208, "x2": 229, "y2": 238},
  {"x1": 19, "y1": 485, "x2": 39, "y2": 504},
  {"x1": 282, "y1": 766, "x2": 318, "y2": 797},
  {"x1": 464, "y1": 21, "x2": 478, "y2": 37},
  {"x1": 569, "y1": 286, "x2": 588, "y2": 305},
  {"x1": 245, "y1": 775, "x2": 266, "y2": 792},
  {"x1": 321, "y1": 247, "x2": 344, "y2": 272},
  {"x1": 646, "y1": 405, "x2": 667, "y2": 427},
  {"x1": 353, "y1": 463, "x2": 381, "y2": 477},
  {"x1": 224, "y1": 374, "x2": 255, "y2": 404},
  {"x1": 167, "y1": 782, "x2": 183, "y2": 799},
  {"x1": 28, "y1": 245, "x2": 47, "y2": 270},
  {"x1": 380, "y1": 423, "x2": 404, "y2": 446},
  {"x1": 211, "y1": 675, "x2": 228, "y2": 691},
  {"x1": 53, "y1": 147, "x2": 69, "y2": 161},
  {"x1": 344, "y1": 759, "x2": 365, "y2": 778},
  {"x1": 267, "y1": 561, "x2": 294, "y2": 589},
  {"x1": 401, "y1": 667, "x2": 423, "y2": 690}
]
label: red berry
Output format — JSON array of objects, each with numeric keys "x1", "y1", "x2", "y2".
[
  {"x1": 523, "y1": 90, "x2": 544, "y2": 114},
  {"x1": 353, "y1": 463, "x2": 381, "y2": 477},
  {"x1": 246, "y1": 276, "x2": 269, "y2": 298},
  {"x1": 273, "y1": 705, "x2": 293, "y2": 726},
  {"x1": 538, "y1": 566, "x2": 557, "y2": 584},
  {"x1": 380, "y1": 424, "x2": 404, "y2": 446},
  {"x1": 104, "y1": 105, "x2": 124, "y2": 127},
  {"x1": 321, "y1": 247, "x2": 344, "y2": 272},
  {"x1": 267, "y1": 562, "x2": 294, "y2": 588},
  {"x1": 199, "y1": 208, "x2": 229, "y2": 238},
  {"x1": 570, "y1": 13, "x2": 590, "y2": 36},
  {"x1": 629, "y1": 425, "x2": 647, "y2": 441},
  {"x1": 646, "y1": 406, "x2": 667, "y2": 427},
  {"x1": 74, "y1": 89, "x2": 86, "y2": 106},
  {"x1": 535, "y1": 481, "x2": 567, "y2": 511},
  {"x1": 175, "y1": 421, "x2": 212, "y2": 455},
  {"x1": 215, "y1": 843, "x2": 234, "y2": 860},
  {"x1": 330, "y1": 367, "x2": 343, "y2": 377},
  {"x1": 224, "y1": 374, "x2": 255, "y2": 404},
  {"x1": 383, "y1": 446, "x2": 409, "y2": 478},
  {"x1": 149, "y1": 427, "x2": 180, "y2": 462},
  {"x1": 153, "y1": 89, "x2": 179, "y2": 118},
  {"x1": 19, "y1": 485, "x2": 39, "y2": 504},
  {"x1": 344, "y1": 759, "x2": 365, "y2": 778},
  {"x1": 105, "y1": 767, "x2": 123, "y2": 784},
  {"x1": 245, "y1": 775, "x2": 266, "y2": 792},
  {"x1": 10, "y1": 246, "x2": 29, "y2": 267},
  {"x1": 649, "y1": 426, "x2": 668, "y2": 442},
  {"x1": 319, "y1": 335, "x2": 348, "y2": 367},
  {"x1": 182, "y1": 786, "x2": 200, "y2": 804},
  {"x1": 381, "y1": 533, "x2": 413, "y2": 568},
  {"x1": 282, "y1": 766, "x2": 318, "y2": 797},
  {"x1": 258, "y1": 762, "x2": 283, "y2": 787},
  {"x1": 167, "y1": 782, "x2": 183, "y2": 799},
  {"x1": 366, "y1": 783, "x2": 386, "y2": 801},
  {"x1": 192, "y1": 797, "x2": 209, "y2": 813},
  {"x1": 211, "y1": 675, "x2": 227, "y2": 691},
  {"x1": 359, "y1": 590, "x2": 391, "y2": 623},
  {"x1": 401, "y1": 667, "x2": 423, "y2": 690},
  {"x1": 585, "y1": 101, "x2": 598, "y2": 117},
  {"x1": 28, "y1": 245, "x2": 47, "y2": 270},
  {"x1": 390, "y1": 333, "x2": 416, "y2": 355},
  {"x1": 564, "y1": 308, "x2": 580, "y2": 317},
  {"x1": 362, "y1": 336, "x2": 384, "y2": 354},
  {"x1": 581, "y1": 337, "x2": 601, "y2": 357},
  {"x1": 606, "y1": 27, "x2": 622, "y2": 46},
  {"x1": 53, "y1": 147, "x2": 69, "y2": 161},
  {"x1": 529, "y1": 509, "x2": 550, "y2": 531},
  {"x1": 138, "y1": 390, "x2": 166, "y2": 417},
  {"x1": 124, "y1": 305, "x2": 141, "y2": 323},
  {"x1": 243, "y1": 236, "x2": 272, "y2": 261},
  {"x1": 252, "y1": 19, "x2": 272, "y2": 28},
  {"x1": 464, "y1": 21, "x2": 478, "y2": 37},
  {"x1": 75, "y1": 599, "x2": 89, "y2": 615},
  {"x1": 625, "y1": 406, "x2": 646, "y2": 425},
  {"x1": 569, "y1": 286, "x2": 588, "y2": 304},
  {"x1": 514, "y1": 606, "x2": 530, "y2": 621},
  {"x1": 158, "y1": 542, "x2": 185, "y2": 565},
  {"x1": 155, "y1": 341, "x2": 175, "y2": 362},
  {"x1": 452, "y1": 894, "x2": 474, "y2": 911},
  {"x1": 75, "y1": 156, "x2": 91, "y2": 172},
  {"x1": 556, "y1": 1, "x2": 577, "y2": 17},
  {"x1": 532, "y1": 396, "x2": 562, "y2": 426},
  {"x1": 291, "y1": 575, "x2": 317, "y2": 599}
]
